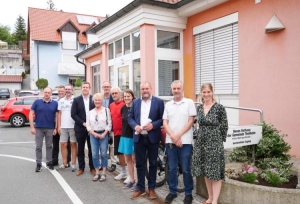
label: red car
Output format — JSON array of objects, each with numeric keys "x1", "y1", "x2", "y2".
[{"x1": 0, "y1": 96, "x2": 43, "y2": 127}]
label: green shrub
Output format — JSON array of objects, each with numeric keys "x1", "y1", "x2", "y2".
[
  {"x1": 228, "y1": 121, "x2": 292, "y2": 184},
  {"x1": 74, "y1": 77, "x2": 82, "y2": 87},
  {"x1": 35, "y1": 78, "x2": 48, "y2": 90},
  {"x1": 241, "y1": 162, "x2": 257, "y2": 184},
  {"x1": 21, "y1": 72, "x2": 26, "y2": 78},
  {"x1": 261, "y1": 168, "x2": 282, "y2": 187}
]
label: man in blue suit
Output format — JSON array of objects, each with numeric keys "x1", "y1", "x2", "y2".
[
  {"x1": 71, "y1": 82, "x2": 95, "y2": 176},
  {"x1": 128, "y1": 81, "x2": 164, "y2": 200}
]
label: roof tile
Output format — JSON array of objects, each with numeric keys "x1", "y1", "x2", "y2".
[{"x1": 0, "y1": 75, "x2": 23, "y2": 83}]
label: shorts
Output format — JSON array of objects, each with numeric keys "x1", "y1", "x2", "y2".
[
  {"x1": 114, "y1": 135, "x2": 123, "y2": 155},
  {"x1": 60, "y1": 128, "x2": 76, "y2": 142},
  {"x1": 118, "y1": 136, "x2": 134, "y2": 155}
]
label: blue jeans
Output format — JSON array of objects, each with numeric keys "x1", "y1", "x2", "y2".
[
  {"x1": 166, "y1": 144, "x2": 193, "y2": 195},
  {"x1": 90, "y1": 134, "x2": 108, "y2": 168}
]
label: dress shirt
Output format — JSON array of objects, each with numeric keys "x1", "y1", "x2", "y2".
[{"x1": 140, "y1": 95, "x2": 152, "y2": 134}]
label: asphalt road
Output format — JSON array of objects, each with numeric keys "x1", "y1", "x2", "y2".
[{"x1": 0, "y1": 112, "x2": 137, "y2": 204}]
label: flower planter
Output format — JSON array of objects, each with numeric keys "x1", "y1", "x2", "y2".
[{"x1": 196, "y1": 176, "x2": 300, "y2": 204}]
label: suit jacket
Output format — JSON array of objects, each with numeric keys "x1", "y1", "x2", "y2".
[
  {"x1": 71, "y1": 95, "x2": 95, "y2": 132},
  {"x1": 128, "y1": 96, "x2": 164, "y2": 143}
]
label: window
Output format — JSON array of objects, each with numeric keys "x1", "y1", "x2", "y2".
[
  {"x1": 108, "y1": 43, "x2": 114, "y2": 60},
  {"x1": 118, "y1": 65, "x2": 129, "y2": 90},
  {"x1": 62, "y1": 31, "x2": 77, "y2": 50},
  {"x1": 93, "y1": 64, "x2": 100, "y2": 94},
  {"x1": 157, "y1": 30, "x2": 180, "y2": 49},
  {"x1": 14, "y1": 99, "x2": 23, "y2": 105},
  {"x1": 124, "y1": 35, "x2": 130, "y2": 55},
  {"x1": 23, "y1": 98, "x2": 38, "y2": 105},
  {"x1": 132, "y1": 31, "x2": 140, "y2": 52},
  {"x1": 115, "y1": 39, "x2": 122, "y2": 58},
  {"x1": 158, "y1": 60, "x2": 179, "y2": 96},
  {"x1": 195, "y1": 23, "x2": 238, "y2": 94},
  {"x1": 109, "y1": 65, "x2": 114, "y2": 87},
  {"x1": 133, "y1": 59, "x2": 140, "y2": 97}
]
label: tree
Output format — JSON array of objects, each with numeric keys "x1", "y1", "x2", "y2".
[
  {"x1": 74, "y1": 77, "x2": 82, "y2": 87},
  {"x1": 12, "y1": 15, "x2": 27, "y2": 45},
  {"x1": 36, "y1": 78, "x2": 49, "y2": 90},
  {"x1": 47, "y1": 0, "x2": 57, "y2": 10},
  {"x1": 0, "y1": 24, "x2": 14, "y2": 45}
]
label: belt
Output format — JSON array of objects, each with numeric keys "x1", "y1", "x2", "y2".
[
  {"x1": 94, "y1": 130, "x2": 105, "y2": 133},
  {"x1": 140, "y1": 134, "x2": 148, "y2": 137}
]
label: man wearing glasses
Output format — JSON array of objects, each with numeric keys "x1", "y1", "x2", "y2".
[{"x1": 102, "y1": 81, "x2": 117, "y2": 172}]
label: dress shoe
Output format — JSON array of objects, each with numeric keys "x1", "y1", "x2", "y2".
[
  {"x1": 130, "y1": 190, "x2": 146, "y2": 199},
  {"x1": 108, "y1": 164, "x2": 116, "y2": 172},
  {"x1": 165, "y1": 193, "x2": 177, "y2": 203},
  {"x1": 52, "y1": 161, "x2": 59, "y2": 166},
  {"x1": 76, "y1": 169, "x2": 84, "y2": 176},
  {"x1": 90, "y1": 168, "x2": 96, "y2": 175},
  {"x1": 149, "y1": 189, "x2": 158, "y2": 200}
]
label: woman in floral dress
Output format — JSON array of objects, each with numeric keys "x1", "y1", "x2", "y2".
[{"x1": 192, "y1": 83, "x2": 228, "y2": 204}]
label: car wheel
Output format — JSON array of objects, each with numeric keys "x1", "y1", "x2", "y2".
[{"x1": 10, "y1": 114, "x2": 26, "y2": 127}]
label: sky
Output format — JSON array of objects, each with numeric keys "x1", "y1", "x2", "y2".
[{"x1": 0, "y1": 0, "x2": 133, "y2": 33}]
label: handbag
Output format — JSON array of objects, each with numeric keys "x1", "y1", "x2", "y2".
[{"x1": 105, "y1": 108, "x2": 113, "y2": 145}]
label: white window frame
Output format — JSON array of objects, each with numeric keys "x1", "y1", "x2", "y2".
[{"x1": 61, "y1": 31, "x2": 77, "y2": 50}]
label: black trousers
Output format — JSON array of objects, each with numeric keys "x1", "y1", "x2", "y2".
[
  {"x1": 76, "y1": 130, "x2": 94, "y2": 170},
  {"x1": 52, "y1": 133, "x2": 71, "y2": 164}
]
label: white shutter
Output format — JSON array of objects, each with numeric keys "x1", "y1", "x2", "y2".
[
  {"x1": 195, "y1": 23, "x2": 238, "y2": 94},
  {"x1": 158, "y1": 60, "x2": 179, "y2": 96}
]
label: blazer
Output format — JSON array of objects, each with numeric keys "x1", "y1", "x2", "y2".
[
  {"x1": 128, "y1": 96, "x2": 164, "y2": 144},
  {"x1": 71, "y1": 95, "x2": 95, "y2": 132}
]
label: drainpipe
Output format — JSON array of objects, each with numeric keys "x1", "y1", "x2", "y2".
[
  {"x1": 76, "y1": 56, "x2": 86, "y2": 82},
  {"x1": 37, "y1": 41, "x2": 39, "y2": 79}
]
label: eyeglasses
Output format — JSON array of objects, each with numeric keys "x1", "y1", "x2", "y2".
[
  {"x1": 95, "y1": 114, "x2": 98, "y2": 122},
  {"x1": 111, "y1": 92, "x2": 119, "y2": 95},
  {"x1": 102, "y1": 86, "x2": 111, "y2": 88}
]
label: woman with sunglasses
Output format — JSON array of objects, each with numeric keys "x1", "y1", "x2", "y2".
[{"x1": 86, "y1": 93, "x2": 112, "y2": 182}]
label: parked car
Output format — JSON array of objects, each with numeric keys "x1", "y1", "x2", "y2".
[
  {"x1": 0, "y1": 96, "x2": 43, "y2": 127},
  {"x1": 0, "y1": 88, "x2": 10, "y2": 98},
  {"x1": 18, "y1": 90, "x2": 40, "y2": 97}
]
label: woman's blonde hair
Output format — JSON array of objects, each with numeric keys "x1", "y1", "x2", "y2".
[
  {"x1": 200, "y1": 83, "x2": 216, "y2": 103},
  {"x1": 92, "y1": 93, "x2": 104, "y2": 101}
]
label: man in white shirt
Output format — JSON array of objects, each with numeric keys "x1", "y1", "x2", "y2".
[
  {"x1": 163, "y1": 80, "x2": 196, "y2": 204},
  {"x1": 57, "y1": 84, "x2": 77, "y2": 172}
]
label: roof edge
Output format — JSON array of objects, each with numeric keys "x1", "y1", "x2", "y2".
[
  {"x1": 57, "y1": 19, "x2": 80, "y2": 32},
  {"x1": 90, "y1": 0, "x2": 194, "y2": 33},
  {"x1": 75, "y1": 42, "x2": 101, "y2": 58}
]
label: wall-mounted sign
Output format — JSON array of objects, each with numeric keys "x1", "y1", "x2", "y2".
[{"x1": 224, "y1": 125, "x2": 262, "y2": 149}]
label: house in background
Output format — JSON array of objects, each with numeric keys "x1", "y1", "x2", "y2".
[
  {"x1": 27, "y1": 8, "x2": 105, "y2": 89},
  {"x1": 0, "y1": 43, "x2": 24, "y2": 76},
  {"x1": 76, "y1": 0, "x2": 300, "y2": 157},
  {"x1": 0, "y1": 75, "x2": 23, "y2": 91}
]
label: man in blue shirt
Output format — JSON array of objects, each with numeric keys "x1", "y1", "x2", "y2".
[{"x1": 29, "y1": 87, "x2": 58, "y2": 172}]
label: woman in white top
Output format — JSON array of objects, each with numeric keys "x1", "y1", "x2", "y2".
[{"x1": 87, "y1": 93, "x2": 112, "y2": 182}]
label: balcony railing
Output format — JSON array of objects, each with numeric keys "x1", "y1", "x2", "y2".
[
  {"x1": 57, "y1": 61, "x2": 84, "y2": 75},
  {"x1": 0, "y1": 45, "x2": 20, "y2": 50}
]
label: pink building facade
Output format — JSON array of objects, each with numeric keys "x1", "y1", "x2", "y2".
[{"x1": 76, "y1": 0, "x2": 300, "y2": 157}]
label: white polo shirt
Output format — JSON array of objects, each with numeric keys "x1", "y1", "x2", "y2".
[
  {"x1": 163, "y1": 97, "x2": 196, "y2": 144},
  {"x1": 58, "y1": 96, "x2": 75, "y2": 128}
]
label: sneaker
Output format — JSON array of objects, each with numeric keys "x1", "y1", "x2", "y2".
[
  {"x1": 46, "y1": 162, "x2": 54, "y2": 170},
  {"x1": 57, "y1": 164, "x2": 68, "y2": 171},
  {"x1": 124, "y1": 176, "x2": 131, "y2": 184},
  {"x1": 71, "y1": 164, "x2": 77, "y2": 172},
  {"x1": 165, "y1": 193, "x2": 177, "y2": 203},
  {"x1": 183, "y1": 194, "x2": 193, "y2": 204},
  {"x1": 123, "y1": 181, "x2": 135, "y2": 189},
  {"x1": 130, "y1": 183, "x2": 138, "y2": 191},
  {"x1": 35, "y1": 163, "x2": 42, "y2": 172},
  {"x1": 114, "y1": 172, "x2": 127, "y2": 180}
]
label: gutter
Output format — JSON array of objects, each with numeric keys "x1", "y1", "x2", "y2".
[
  {"x1": 76, "y1": 57, "x2": 87, "y2": 82},
  {"x1": 90, "y1": 0, "x2": 194, "y2": 33}
]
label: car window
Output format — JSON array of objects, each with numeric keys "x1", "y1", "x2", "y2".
[
  {"x1": 19, "y1": 92, "x2": 32, "y2": 97},
  {"x1": 0, "y1": 89, "x2": 9, "y2": 93},
  {"x1": 14, "y1": 99, "x2": 24, "y2": 105},
  {"x1": 23, "y1": 98, "x2": 38, "y2": 105}
]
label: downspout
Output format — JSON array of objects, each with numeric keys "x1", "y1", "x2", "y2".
[
  {"x1": 37, "y1": 41, "x2": 39, "y2": 79},
  {"x1": 76, "y1": 57, "x2": 86, "y2": 82}
]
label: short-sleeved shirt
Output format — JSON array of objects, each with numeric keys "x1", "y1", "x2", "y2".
[
  {"x1": 121, "y1": 105, "x2": 133, "y2": 138},
  {"x1": 109, "y1": 100, "x2": 125, "y2": 136},
  {"x1": 163, "y1": 97, "x2": 197, "y2": 144},
  {"x1": 31, "y1": 99, "x2": 58, "y2": 128},
  {"x1": 58, "y1": 96, "x2": 75, "y2": 128}
]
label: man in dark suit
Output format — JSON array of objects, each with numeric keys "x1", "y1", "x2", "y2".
[
  {"x1": 128, "y1": 81, "x2": 164, "y2": 200},
  {"x1": 71, "y1": 82, "x2": 95, "y2": 176}
]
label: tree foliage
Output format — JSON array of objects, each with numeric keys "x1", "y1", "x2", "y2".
[
  {"x1": 0, "y1": 24, "x2": 14, "y2": 45},
  {"x1": 36, "y1": 78, "x2": 49, "y2": 90},
  {"x1": 74, "y1": 77, "x2": 82, "y2": 87},
  {"x1": 47, "y1": 0, "x2": 57, "y2": 10},
  {"x1": 12, "y1": 15, "x2": 27, "y2": 44}
]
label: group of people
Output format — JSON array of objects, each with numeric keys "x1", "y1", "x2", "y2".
[{"x1": 29, "y1": 80, "x2": 228, "y2": 204}]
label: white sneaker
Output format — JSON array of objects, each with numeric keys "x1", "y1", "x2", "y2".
[
  {"x1": 114, "y1": 172, "x2": 127, "y2": 180},
  {"x1": 124, "y1": 176, "x2": 131, "y2": 184}
]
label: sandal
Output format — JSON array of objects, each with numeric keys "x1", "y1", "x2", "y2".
[
  {"x1": 92, "y1": 174, "x2": 100, "y2": 181},
  {"x1": 99, "y1": 174, "x2": 106, "y2": 182},
  {"x1": 201, "y1": 202, "x2": 212, "y2": 204}
]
